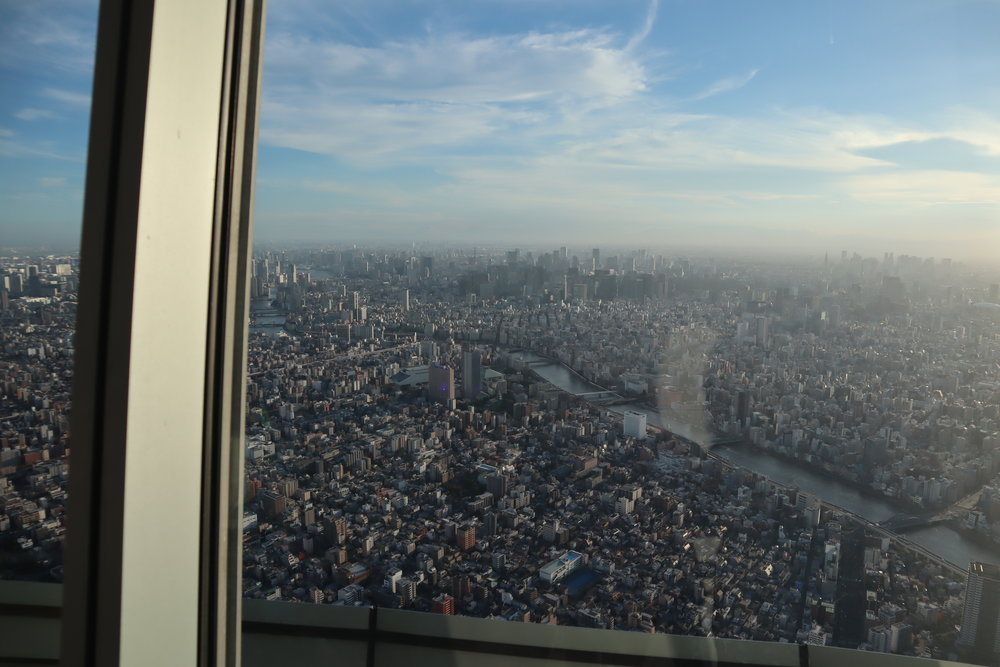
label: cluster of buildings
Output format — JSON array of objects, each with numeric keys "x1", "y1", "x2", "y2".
[
  {"x1": 240, "y1": 321, "x2": 968, "y2": 657},
  {"x1": 4, "y1": 245, "x2": 1000, "y2": 663},
  {"x1": 232, "y1": 246, "x2": 1000, "y2": 661},
  {"x1": 0, "y1": 256, "x2": 76, "y2": 579}
]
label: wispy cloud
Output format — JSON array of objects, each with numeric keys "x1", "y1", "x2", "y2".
[
  {"x1": 2, "y1": 192, "x2": 47, "y2": 202},
  {"x1": 262, "y1": 21, "x2": 653, "y2": 162},
  {"x1": 0, "y1": 1, "x2": 97, "y2": 75},
  {"x1": 840, "y1": 170, "x2": 1000, "y2": 206},
  {"x1": 41, "y1": 88, "x2": 91, "y2": 107},
  {"x1": 690, "y1": 68, "x2": 759, "y2": 101},
  {"x1": 14, "y1": 108, "x2": 58, "y2": 121},
  {"x1": 0, "y1": 131, "x2": 82, "y2": 162},
  {"x1": 265, "y1": 28, "x2": 648, "y2": 106},
  {"x1": 39, "y1": 177, "x2": 67, "y2": 187},
  {"x1": 626, "y1": 0, "x2": 659, "y2": 52}
]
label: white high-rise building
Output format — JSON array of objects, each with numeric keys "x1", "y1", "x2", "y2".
[{"x1": 623, "y1": 410, "x2": 647, "y2": 439}]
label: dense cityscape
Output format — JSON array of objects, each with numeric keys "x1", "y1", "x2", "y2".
[{"x1": 3, "y1": 246, "x2": 1000, "y2": 663}]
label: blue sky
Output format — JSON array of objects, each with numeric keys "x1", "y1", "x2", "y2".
[{"x1": 2, "y1": 0, "x2": 1000, "y2": 259}]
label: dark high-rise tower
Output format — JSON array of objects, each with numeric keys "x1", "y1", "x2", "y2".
[
  {"x1": 427, "y1": 364, "x2": 455, "y2": 405},
  {"x1": 959, "y1": 561, "x2": 1000, "y2": 665},
  {"x1": 832, "y1": 526, "x2": 866, "y2": 648},
  {"x1": 462, "y1": 350, "x2": 482, "y2": 400},
  {"x1": 736, "y1": 390, "x2": 751, "y2": 427}
]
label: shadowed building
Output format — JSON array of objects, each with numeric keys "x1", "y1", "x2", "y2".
[
  {"x1": 833, "y1": 526, "x2": 866, "y2": 648},
  {"x1": 959, "y1": 562, "x2": 1000, "y2": 665},
  {"x1": 427, "y1": 364, "x2": 454, "y2": 404},
  {"x1": 462, "y1": 350, "x2": 482, "y2": 399}
]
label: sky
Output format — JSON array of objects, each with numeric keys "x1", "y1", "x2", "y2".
[{"x1": 2, "y1": 0, "x2": 1000, "y2": 260}]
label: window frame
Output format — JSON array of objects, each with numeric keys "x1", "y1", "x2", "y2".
[{"x1": 60, "y1": 0, "x2": 265, "y2": 665}]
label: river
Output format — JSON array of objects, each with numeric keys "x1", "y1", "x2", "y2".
[
  {"x1": 510, "y1": 351, "x2": 1000, "y2": 569},
  {"x1": 250, "y1": 297, "x2": 285, "y2": 335},
  {"x1": 248, "y1": 267, "x2": 339, "y2": 334}
]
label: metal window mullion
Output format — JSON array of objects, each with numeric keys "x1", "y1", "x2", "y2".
[
  {"x1": 61, "y1": 0, "x2": 156, "y2": 664},
  {"x1": 200, "y1": 1, "x2": 266, "y2": 665}
]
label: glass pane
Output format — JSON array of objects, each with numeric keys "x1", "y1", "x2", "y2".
[
  {"x1": 246, "y1": 1, "x2": 1000, "y2": 664},
  {"x1": 0, "y1": 1, "x2": 98, "y2": 583}
]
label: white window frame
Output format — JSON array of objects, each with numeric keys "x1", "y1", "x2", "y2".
[{"x1": 60, "y1": 0, "x2": 264, "y2": 665}]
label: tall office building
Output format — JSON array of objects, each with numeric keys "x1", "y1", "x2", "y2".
[
  {"x1": 959, "y1": 562, "x2": 1000, "y2": 664},
  {"x1": 736, "y1": 390, "x2": 752, "y2": 427},
  {"x1": 833, "y1": 526, "x2": 866, "y2": 648},
  {"x1": 427, "y1": 365, "x2": 455, "y2": 404},
  {"x1": 482, "y1": 512, "x2": 498, "y2": 537},
  {"x1": 486, "y1": 474, "x2": 507, "y2": 499},
  {"x1": 462, "y1": 350, "x2": 482, "y2": 400},
  {"x1": 755, "y1": 316, "x2": 769, "y2": 347},
  {"x1": 623, "y1": 411, "x2": 647, "y2": 439}
]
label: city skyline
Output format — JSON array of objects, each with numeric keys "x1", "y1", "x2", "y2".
[
  {"x1": 5, "y1": 242, "x2": 1000, "y2": 661},
  {"x1": 2, "y1": 1, "x2": 1000, "y2": 258}
]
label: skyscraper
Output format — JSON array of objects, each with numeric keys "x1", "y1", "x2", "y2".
[
  {"x1": 736, "y1": 390, "x2": 752, "y2": 427},
  {"x1": 462, "y1": 349, "x2": 482, "y2": 400},
  {"x1": 959, "y1": 561, "x2": 1000, "y2": 665},
  {"x1": 427, "y1": 364, "x2": 454, "y2": 404},
  {"x1": 623, "y1": 411, "x2": 647, "y2": 439},
  {"x1": 833, "y1": 526, "x2": 866, "y2": 648},
  {"x1": 755, "y1": 316, "x2": 769, "y2": 348}
]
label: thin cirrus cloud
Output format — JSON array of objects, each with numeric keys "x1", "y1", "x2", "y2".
[
  {"x1": 264, "y1": 29, "x2": 649, "y2": 104},
  {"x1": 14, "y1": 109, "x2": 58, "y2": 121},
  {"x1": 41, "y1": 88, "x2": 91, "y2": 108},
  {"x1": 689, "y1": 69, "x2": 759, "y2": 101},
  {"x1": 0, "y1": 1, "x2": 96, "y2": 75},
  {"x1": 626, "y1": 0, "x2": 660, "y2": 52},
  {"x1": 260, "y1": 17, "x2": 654, "y2": 162}
]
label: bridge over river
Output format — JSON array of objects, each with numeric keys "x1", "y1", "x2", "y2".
[{"x1": 878, "y1": 514, "x2": 948, "y2": 532}]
